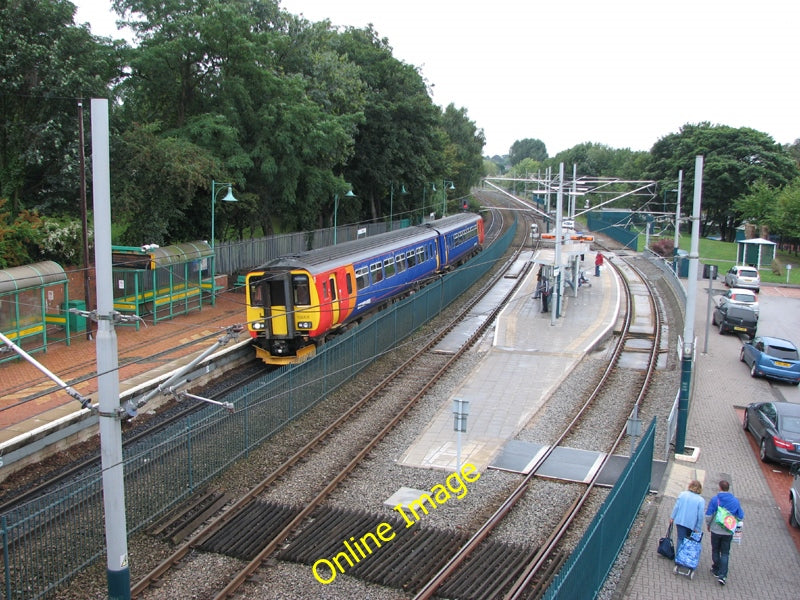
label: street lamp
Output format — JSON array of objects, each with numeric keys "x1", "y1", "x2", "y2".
[
  {"x1": 333, "y1": 189, "x2": 356, "y2": 244},
  {"x1": 442, "y1": 179, "x2": 455, "y2": 217},
  {"x1": 389, "y1": 182, "x2": 408, "y2": 231},
  {"x1": 211, "y1": 180, "x2": 237, "y2": 250}
]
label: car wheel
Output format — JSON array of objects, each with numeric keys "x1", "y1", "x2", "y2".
[
  {"x1": 750, "y1": 362, "x2": 758, "y2": 378},
  {"x1": 718, "y1": 321, "x2": 725, "y2": 335},
  {"x1": 742, "y1": 411, "x2": 749, "y2": 431},
  {"x1": 791, "y1": 497, "x2": 800, "y2": 528},
  {"x1": 739, "y1": 347, "x2": 746, "y2": 362},
  {"x1": 760, "y1": 439, "x2": 769, "y2": 463},
  {"x1": 712, "y1": 313, "x2": 717, "y2": 325}
]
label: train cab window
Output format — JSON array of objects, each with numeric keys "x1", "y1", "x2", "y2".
[
  {"x1": 384, "y1": 257, "x2": 395, "y2": 277},
  {"x1": 292, "y1": 274, "x2": 311, "y2": 305},
  {"x1": 395, "y1": 253, "x2": 407, "y2": 273},
  {"x1": 346, "y1": 273, "x2": 353, "y2": 294},
  {"x1": 249, "y1": 281, "x2": 264, "y2": 306},
  {"x1": 355, "y1": 266, "x2": 369, "y2": 290},
  {"x1": 370, "y1": 262, "x2": 383, "y2": 283}
]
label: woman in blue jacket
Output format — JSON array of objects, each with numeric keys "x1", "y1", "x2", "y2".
[
  {"x1": 705, "y1": 480, "x2": 744, "y2": 585},
  {"x1": 670, "y1": 479, "x2": 705, "y2": 554}
]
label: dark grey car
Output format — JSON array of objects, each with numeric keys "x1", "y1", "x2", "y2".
[{"x1": 712, "y1": 303, "x2": 758, "y2": 337}]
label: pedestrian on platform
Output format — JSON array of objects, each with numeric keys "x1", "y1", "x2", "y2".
[
  {"x1": 541, "y1": 277, "x2": 550, "y2": 313},
  {"x1": 534, "y1": 267, "x2": 544, "y2": 299},
  {"x1": 594, "y1": 252, "x2": 604, "y2": 276},
  {"x1": 669, "y1": 479, "x2": 704, "y2": 555},
  {"x1": 705, "y1": 480, "x2": 744, "y2": 585}
]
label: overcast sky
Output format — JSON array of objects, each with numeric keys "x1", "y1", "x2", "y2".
[{"x1": 74, "y1": 0, "x2": 800, "y2": 157}]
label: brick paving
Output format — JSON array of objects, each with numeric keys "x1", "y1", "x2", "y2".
[{"x1": 619, "y1": 280, "x2": 800, "y2": 599}]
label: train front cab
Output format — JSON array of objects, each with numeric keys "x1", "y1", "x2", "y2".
[
  {"x1": 247, "y1": 269, "x2": 318, "y2": 364},
  {"x1": 247, "y1": 265, "x2": 356, "y2": 365}
]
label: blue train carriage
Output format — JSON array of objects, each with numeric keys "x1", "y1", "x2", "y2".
[{"x1": 245, "y1": 213, "x2": 484, "y2": 365}]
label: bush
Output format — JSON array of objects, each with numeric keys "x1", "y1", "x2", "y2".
[{"x1": 650, "y1": 238, "x2": 675, "y2": 258}]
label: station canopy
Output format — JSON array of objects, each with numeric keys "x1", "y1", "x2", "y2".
[{"x1": 0, "y1": 261, "x2": 67, "y2": 294}]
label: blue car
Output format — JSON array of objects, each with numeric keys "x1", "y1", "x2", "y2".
[{"x1": 739, "y1": 336, "x2": 800, "y2": 385}]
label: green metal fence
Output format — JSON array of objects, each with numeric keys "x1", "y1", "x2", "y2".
[
  {"x1": 543, "y1": 418, "x2": 656, "y2": 599},
  {"x1": 0, "y1": 222, "x2": 515, "y2": 599}
]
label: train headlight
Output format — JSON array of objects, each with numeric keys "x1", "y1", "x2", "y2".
[
  {"x1": 297, "y1": 321, "x2": 312, "y2": 329},
  {"x1": 252, "y1": 322, "x2": 264, "y2": 330}
]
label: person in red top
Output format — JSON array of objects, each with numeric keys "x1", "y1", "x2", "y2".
[{"x1": 594, "y1": 252, "x2": 604, "y2": 276}]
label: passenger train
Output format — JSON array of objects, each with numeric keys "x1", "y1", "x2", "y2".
[{"x1": 245, "y1": 213, "x2": 485, "y2": 364}]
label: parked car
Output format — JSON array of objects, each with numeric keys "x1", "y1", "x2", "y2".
[
  {"x1": 724, "y1": 265, "x2": 760, "y2": 292},
  {"x1": 742, "y1": 401, "x2": 800, "y2": 464},
  {"x1": 790, "y1": 462, "x2": 800, "y2": 528},
  {"x1": 740, "y1": 336, "x2": 800, "y2": 384},
  {"x1": 718, "y1": 287, "x2": 759, "y2": 315},
  {"x1": 712, "y1": 303, "x2": 758, "y2": 337}
]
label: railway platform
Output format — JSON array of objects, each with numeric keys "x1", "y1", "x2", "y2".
[{"x1": 0, "y1": 289, "x2": 247, "y2": 475}]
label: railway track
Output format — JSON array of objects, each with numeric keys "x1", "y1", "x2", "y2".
[{"x1": 130, "y1": 206, "x2": 526, "y2": 598}]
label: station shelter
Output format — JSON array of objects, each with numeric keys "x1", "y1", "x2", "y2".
[
  {"x1": 532, "y1": 236, "x2": 593, "y2": 317},
  {"x1": 0, "y1": 261, "x2": 73, "y2": 362},
  {"x1": 111, "y1": 241, "x2": 218, "y2": 329},
  {"x1": 735, "y1": 237, "x2": 776, "y2": 270}
]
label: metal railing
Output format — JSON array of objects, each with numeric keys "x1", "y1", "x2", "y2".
[{"x1": 543, "y1": 418, "x2": 656, "y2": 599}]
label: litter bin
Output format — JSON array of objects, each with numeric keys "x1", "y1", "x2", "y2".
[
  {"x1": 675, "y1": 250, "x2": 689, "y2": 278},
  {"x1": 62, "y1": 300, "x2": 86, "y2": 332},
  {"x1": 702, "y1": 263, "x2": 718, "y2": 279}
]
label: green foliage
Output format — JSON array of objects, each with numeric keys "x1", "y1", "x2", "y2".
[
  {"x1": 0, "y1": 0, "x2": 122, "y2": 216},
  {"x1": 36, "y1": 217, "x2": 92, "y2": 265},
  {"x1": 509, "y1": 138, "x2": 547, "y2": 165},
  {"x1": 648, "y1": 123, "x2": 799, "y2": 241},
  {"x1": 0, "y1": 199, "x2": 43, "y2": 268}
]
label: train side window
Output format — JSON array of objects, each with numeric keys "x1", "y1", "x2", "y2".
[
  {"x1": 322, "y1": 281, "x2": 329, "y2": 300},
  {"x1": 417, "y1": 247, "x2": 425, "y2": 263},
  {"x1": 406, "y1": 250, "x2": 416, "y2": 268},
  {"x1": 346, "y1": 273, "x2": 353, "y2": 294},
  {"x1": 292, "y1": 274, "x2": 310, "y2": 305},
  {"x1": 355, "y1": 266, "x2": 369, "y2": 290},
  {"x1": 395, "y1": 253, "x2": 407, "y2": 273},
  {"x1": 384, "y1": 257, "x2": 395, "y2": 278},
  {"x1": 371, "y1": 262, "x2": 383, "y2": 283}
]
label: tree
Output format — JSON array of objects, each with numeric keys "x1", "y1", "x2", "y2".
[
  {"x1": 0, "y1": 0, "x2": 122, "y2": 216},
  {"x1": 440, "y1": 104, "x2": 486, "y2": 194},
  {"x1": 335, "y1": 25, "x2": 446, "y2": 225},
  {"x1": 509, "y1": 138, "x2": 547, "y2": 166},
  {"x1": 648, "y1": 123, "x2": 799, "y2": 241}
]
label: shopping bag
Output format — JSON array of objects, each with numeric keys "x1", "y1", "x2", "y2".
[
  {"x1": 674, "y1": 531, "x2": 702, "y2": 569},
  {"x1": 714, "y1": 505, "x2": 737, "y2": 532},
  {"x1": 657, "y1": 523, "x2": 675, "y2": 559}
]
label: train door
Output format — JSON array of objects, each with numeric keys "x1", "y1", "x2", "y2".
[
  {"x1": 260, "y1": 274, "x2": 292, "y2": 337},
  {"x1": 328, "y1": 274, "x2": 340, "y2": 325}
]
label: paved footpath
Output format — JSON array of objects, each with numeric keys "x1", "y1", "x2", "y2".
[{"x1": 618, "y1": 280, "x2": 800, "y2": 599}]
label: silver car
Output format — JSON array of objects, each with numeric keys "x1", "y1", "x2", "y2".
[{"x1": 724, "y1": 266, "x2": 760, "y2": 292}]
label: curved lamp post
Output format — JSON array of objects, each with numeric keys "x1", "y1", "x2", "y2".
[
  {"x1": 333, "y1": 189, "x2": 356, "y2": 244},
  {"x1": 211, "y1": 180, "x2": 237, "y2": 249},
  {"x1": 389, "y1": 182, "x2": 408, "y2": 231},
  {"x1": 442, "y1": 179, "x2": 455, "y2": 217}
]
